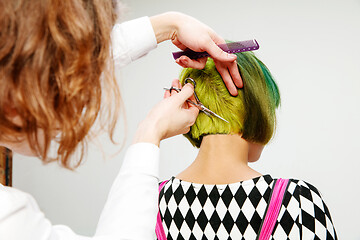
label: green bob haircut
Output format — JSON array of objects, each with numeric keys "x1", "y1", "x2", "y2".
[{"x1": 179, "y1": 51, "x2": 280, "y2": 148}]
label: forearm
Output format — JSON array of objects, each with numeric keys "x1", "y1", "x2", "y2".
[{"x1": 95, "y1": 143, "x2": 160, "y2": 239}]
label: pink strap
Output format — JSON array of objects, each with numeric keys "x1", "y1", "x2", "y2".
[
  {"x1": 156, "y1": 178, "x2": 288, "y2": 240},
  {"x1": 258, "y1": 178, "x2": 289, "y2": 240},
  {"x1": 156, "y1": 181, "x2": 168, "y2": 240}
]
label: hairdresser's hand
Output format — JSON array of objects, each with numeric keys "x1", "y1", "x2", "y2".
[
  {"x1": 150, "y1": 12, "x2": 242, "y2": 96},
  {"x1": 133, "y1": 81, "x2": 199, "y2": 146}
]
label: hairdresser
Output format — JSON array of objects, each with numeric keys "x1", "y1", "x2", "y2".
[{"x1": 0, "y1": 1, "x2": 242, "y2": 239}]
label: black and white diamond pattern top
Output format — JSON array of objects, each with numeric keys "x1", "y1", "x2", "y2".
[{"x1": 158, "y1": 175, "x2": 337, "y2": 240}]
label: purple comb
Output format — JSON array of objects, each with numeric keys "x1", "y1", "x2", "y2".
[{"x1": 172, "y1": 39, "x2": 259, "y2": 60}]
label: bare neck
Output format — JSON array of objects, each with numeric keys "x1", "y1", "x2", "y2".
[{"x1": 176, "y1": 135, "x2": 262, "y2": 184}]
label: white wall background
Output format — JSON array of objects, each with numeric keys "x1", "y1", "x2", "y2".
[{"x1": 13, "y1": 0, "x2": 360, "y2": 239}]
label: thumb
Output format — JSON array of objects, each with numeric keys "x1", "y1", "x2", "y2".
[
  {"x1": 186, "y1": 103, "x2": 200, "y2": 118},
  {"x1": 182, "y1": 105, "x2": 199, "y2": 128},
  {"x1": 174, "y1": 83, "x2": 195, "y2": 104}
]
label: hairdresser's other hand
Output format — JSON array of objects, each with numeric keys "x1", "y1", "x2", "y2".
[
  {"x1": 133, "y1": 82, "x2": 199, "y2": 146},
  {"x1": 150, "y1": 12, "x2": 242, "y2": 96}
]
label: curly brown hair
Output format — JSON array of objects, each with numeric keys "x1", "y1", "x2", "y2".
[{"x1": 0, "y1": 0, "x2": 120, "y2": 168}]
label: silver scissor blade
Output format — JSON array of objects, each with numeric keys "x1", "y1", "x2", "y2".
[
  {"x1": 201, "y1": 106, "x2": 229, "y2": 123},
  {"x1": 210, "y1": 112, "x2": 230, "y2": 123}
]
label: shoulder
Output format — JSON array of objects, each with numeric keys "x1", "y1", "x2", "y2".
[
  {"x1": 0, "y1": 185, "x2": 54, "y2": 239},
  {"x1": 281, "y1": 178, "x2": 328, "y2": 211},
  {"x1": 0, "y1": 184, "x2": 30, "y2": 205},
  {"x1": 0, "y1": 184, "x2": 39, "y2": 220},
  {"x1": 276, "y1": 178, "x2": 329, "y2": 220},
  {"x1": 286, "y1": 179, "x2": 325, "y2": 205},
  {"x1": 158, "y1": 179, "x2": 172, "y2": 197},
  {"x1": 282, "y1": 179, "x2": 337, "y2": 239}
]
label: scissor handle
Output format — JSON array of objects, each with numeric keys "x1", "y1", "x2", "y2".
[
  {"x1": 163, "y1": 84, "x2": 229, "y2": 123},
  {"x1": 184, "y1": 78, "x2": 196, "y2": 88},
  {"x1": 163, "y1": 87, "x2": 181, "y2": 93},
  {"x1": 184, "y1": 78, "x2": 201, "y2": 104}
]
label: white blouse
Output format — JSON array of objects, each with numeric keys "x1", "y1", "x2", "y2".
[{"x1": 0, "y1": 17, "x2": 160, "y2": 240}]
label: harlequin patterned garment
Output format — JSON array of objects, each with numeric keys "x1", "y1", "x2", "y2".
[{"x1": 158, "y1": 175, "x2": 337, "y2": 240}]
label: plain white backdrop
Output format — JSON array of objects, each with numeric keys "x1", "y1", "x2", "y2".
[{"x1": 13, "y1": 0, "x2": 360, "y2": 239}]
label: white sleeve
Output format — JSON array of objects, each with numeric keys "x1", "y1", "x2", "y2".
[
  {"x1": 111, "y1": 16, "x2": 157, "y2": 67},
  {"x1": 0, "y1": 143, "x2": 160, "y2": 240}
]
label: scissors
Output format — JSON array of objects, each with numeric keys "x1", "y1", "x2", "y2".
[{"x1": 164, "y1": 78, "x2": 229, "y2": 123}]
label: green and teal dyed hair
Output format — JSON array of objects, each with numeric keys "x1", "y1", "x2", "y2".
[{"x1": 179, "y1": 51, "x2": 280, "y2": 148}]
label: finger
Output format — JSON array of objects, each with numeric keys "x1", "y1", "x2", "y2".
[
  {"x1": 173, "y1": 79, "x2": 181, "y2": 89},
  {"x1": 174, "y1": 83, "x2": 195, "y2": 103},
  {"x1": 172, "y1": 38, "x2": 187, "y2": 50},
  {"x1": 228, "y1": 60, "x2": 243, "y2": 88},
  {"x1": 177, "y1": 78, "x2": 190, "y2": 110},
  {"x1": 209, "y1": 32, "x2": 226, "y2": 45},
  {"x1": 182, "y1": 85, "x2": 198, "y2": 109},
  {"x1": 216, "y1": 63, "x2": 238, "y2": 96},
  {"x1": 175, "y1": 58, "x2": 188, "y2": 68},
  {"x1": 188, "y1": 92, "x2": 197, "y2": 103},
  {"x1": 179, "y1": 56, "x2": 207, "y2": 69},
  {"x1": 183, "y1": 127, "x2": 191, "y2": 134},
  {"x1": 170, "y1": 79, "x2": 179, "y2": 96},
  {"x1": 171, "y1": 79, "x2": 179, "y2": 87},
  {"x1": 164, "y1": 89, "x2": 170, "y2": 99},
  {"x1": 184, "y1": 105, "x2": 200, "y2": 125},
  {"x1": 203, "y1": 38, "x2": 237, "y2": 63}
]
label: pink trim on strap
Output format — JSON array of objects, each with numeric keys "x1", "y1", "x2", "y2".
[
  {"x1": 258, "y1": 178, "x2": 289, "y2": 240},
  {"x1": 156, "y1": 181, "x2": 168, "y2": 240}
]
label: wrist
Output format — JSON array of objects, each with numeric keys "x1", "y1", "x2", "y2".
[
  {"x1": 132, "y1": 119, "x2": 163, "y2": 146},
  {"x1": 150, "y1": 12, "x2": 181, "y2": 44}
]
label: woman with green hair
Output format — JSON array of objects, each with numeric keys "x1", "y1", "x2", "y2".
[{"x1": 158, "y1": 51, "x2": 337, "y2": 239}]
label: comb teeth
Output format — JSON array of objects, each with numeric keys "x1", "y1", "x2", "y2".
[{"x1": 172, "y1": 39, "x2": 259, "y2": 60}]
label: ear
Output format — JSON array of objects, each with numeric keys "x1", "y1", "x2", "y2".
[{"x1": 248, "y1": 142, "x2": 264, "y2": 162}]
